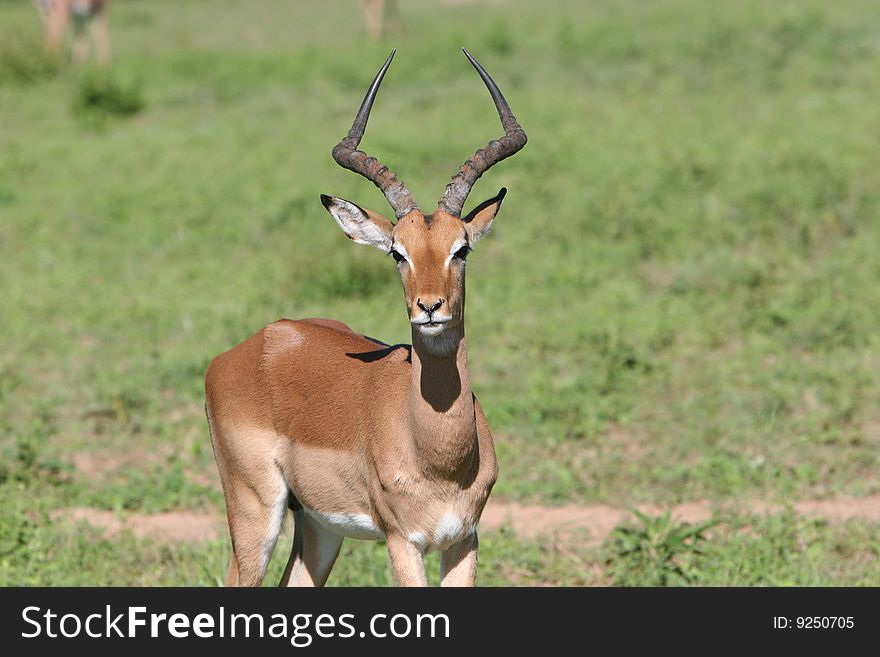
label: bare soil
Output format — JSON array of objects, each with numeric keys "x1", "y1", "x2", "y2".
[
  {"x1": 481, "y1": 496, "x2": 880, "y2": 545},
  {"x1": 54, "y1": 495, "x2": 880, "y2": 546},
  {"x1": 55, "y1": 507, "x2": 225, "y2": 543}
]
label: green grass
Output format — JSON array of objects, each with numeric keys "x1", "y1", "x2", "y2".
[{"x1": 2, "y1": 0, "x2": 879, "y2": 585}]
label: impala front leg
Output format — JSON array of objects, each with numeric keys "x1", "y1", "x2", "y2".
[
  {"x1": 386, "y1": 535, "x2": 427, "y2": 587},
  {"x1": 440, "y1": 532, "x2": 478, "y2": 587}
]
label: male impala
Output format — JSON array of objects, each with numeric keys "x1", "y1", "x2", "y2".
[{"x1": 205, "y1": 49, "x2": 527, "y2": 587}]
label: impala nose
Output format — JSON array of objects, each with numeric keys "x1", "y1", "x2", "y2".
[{"x1": 417, "y1": 298, "x2": 444, "y2": 315}]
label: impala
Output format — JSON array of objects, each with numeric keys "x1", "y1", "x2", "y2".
[
  {"x1": 360, "y1": 0, "x2": 401, "y2": 41},
  {"x1": 36, "y1": 0, "x2": 111, "y2": 65},
  {"x1": 205, "y1": 49, "x2": 527, "y2": 587}
]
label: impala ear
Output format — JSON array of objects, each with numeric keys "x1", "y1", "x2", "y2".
[
  {"x1": 320, "y1": 195, "x2": 394, "y2": 251},
  {"x1": 462, "y1": 188, "x2": 506, "y2": 245}
]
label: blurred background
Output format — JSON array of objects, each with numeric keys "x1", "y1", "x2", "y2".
[{"x1": 1, "y1": 0, "x2": 878, "y2": 586}]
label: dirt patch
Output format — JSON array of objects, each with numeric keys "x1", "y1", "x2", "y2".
[
  {"x1": 73, "y1": 452, "x2": 144, "y2": 477},
  {"x1": 602, "y1": 423, "x2": 649, "y2": 460},
  {"x1": 53, "y1": 495, "x2": 880, "y2": 547},
  {"x1": 479, "y1": 495, "x2": 880, "y2": 546},
  {"x1": 56, "y1": 508, "x2": 223, "y2": 543},
  {"x1": 72, "y1": 443, "x2": 218, "y2": 488},
  {"x1": 480, "y1": 502, "x2": 616, "y2": 542},
  {"x1": 72, "y1": 445, "x2": 175, "y2": 477},
  {"x1": 789, "y1": 496, "x2": 880, "y2": 521},
  {"x1": 479, "y1": 501, "x2": 711, "y2": 545}
]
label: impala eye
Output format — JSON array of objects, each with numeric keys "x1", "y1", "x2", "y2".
[
  {"x1": 389, "y1": 249, "x2": 405, "y2": 263},
  {"x1": 453, "y1": 245, "x2": 471, "y2": 260}
]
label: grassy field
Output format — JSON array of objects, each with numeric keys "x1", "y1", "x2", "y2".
[{"x1": 1, "y1": 0, "x2": 879, "y2": 586}]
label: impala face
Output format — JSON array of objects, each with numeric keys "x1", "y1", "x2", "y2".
[
  {"x1": 392, "y1": 212, "x2": 467, "y2": 335},
  {"x1": 321, "y1": 192, "x2": 504, "y2": 344}
]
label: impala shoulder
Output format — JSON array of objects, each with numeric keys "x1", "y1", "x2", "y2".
[
  {"x1": 296, "y1": 317, "x2": 355, "y2": 334},
  {"x1": 266, "y1": 317, "x2": 376, "y2": 347},
  {"x1": 262, "y1": 318, "x2": 350, "y2": 349},
  {"x1": 263, "y1": 318, "x2": 306, "y2": 342}
]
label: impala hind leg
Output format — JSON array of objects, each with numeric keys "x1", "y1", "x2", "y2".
[
  {"x1": 210, "y1": 421, "x2": 289, "y2": 587},
  {"x1": 279, "y1": 510, "x2": 343, "y2": 587},
  {"x1": 221, "y1": 476, "x2": 288, "y2": 587}
]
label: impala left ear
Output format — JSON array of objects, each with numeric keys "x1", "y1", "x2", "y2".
[{"x1": 462, "y1": 187, "x2": 506, "y2": 245}]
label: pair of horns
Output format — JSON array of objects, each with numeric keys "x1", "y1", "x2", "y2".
[{"x1": 331, "y1": 49, "x2": 527, "y2": 220}]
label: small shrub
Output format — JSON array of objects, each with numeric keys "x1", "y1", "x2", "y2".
[
  {"x1": 604, "y1": 510, "x2": 716, "y2": 586},
  {"x1": 72, "y1": 69, "x2": 144, "y2": 123}
]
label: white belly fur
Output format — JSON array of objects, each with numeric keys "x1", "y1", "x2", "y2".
[
  {"x1": 303, "y1": 507, "x2": 475, "y2": 551},
  {"x1": 304, "y1": 508, "x2": 384, "y2": 540}
]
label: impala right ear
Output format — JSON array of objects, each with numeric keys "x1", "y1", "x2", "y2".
[{"x1": 320, "y1": 195, "x2": 394, "y2": 251}]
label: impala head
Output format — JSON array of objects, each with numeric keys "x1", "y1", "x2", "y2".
[{"x1": 321, "y1": 49, "x2": 527, "y2": 348}]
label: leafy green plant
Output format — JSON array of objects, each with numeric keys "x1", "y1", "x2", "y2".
[
  {"x1": 72, "y1": 69, "x2": 144, "y2": 123},
  {"x1": 604, "y1": 511, "x2": 716, "y2": 586}
]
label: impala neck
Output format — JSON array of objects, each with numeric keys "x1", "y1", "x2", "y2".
[{"x1": 409, "y1": 323, "x2": 477, "y2": 477}]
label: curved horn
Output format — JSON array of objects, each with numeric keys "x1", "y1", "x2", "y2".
[
  {"x1": 332, "y1": 49, "x2": 419, "y2": 219},
  {"x1": 437, "y1": 48, "x2": 527, "y2": 218}
]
